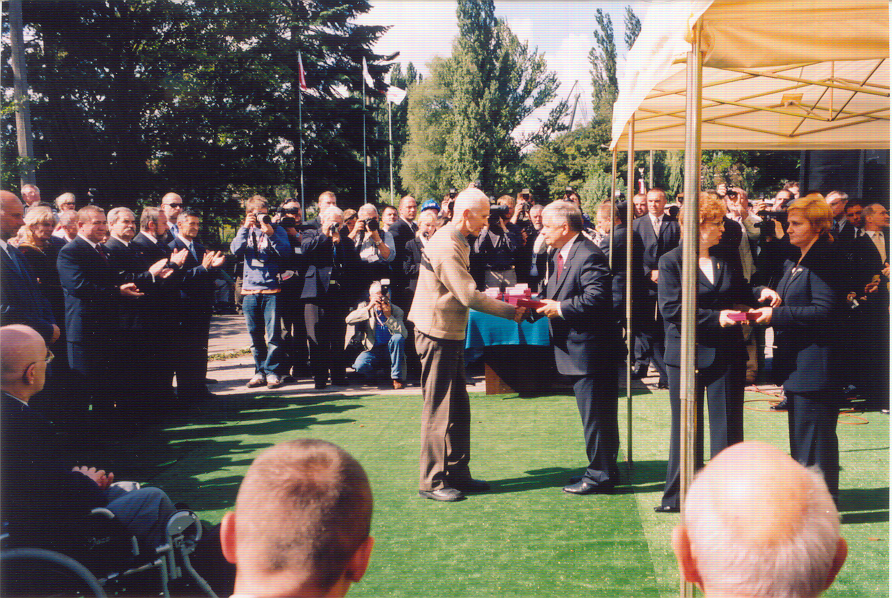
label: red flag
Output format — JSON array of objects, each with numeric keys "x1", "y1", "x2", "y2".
[{"x1": 298, "y1": 51, "x2": 308, "y2": 91}]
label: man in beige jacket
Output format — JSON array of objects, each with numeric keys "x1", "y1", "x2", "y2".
[{"x1": 408, "y1": 187, "x2": 525, "y2": 502}]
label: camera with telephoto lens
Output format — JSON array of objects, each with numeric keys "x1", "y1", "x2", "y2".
[
  {"x1": 380, "y1": 278, "x2": 390, "y2": 297},
  {"x1": 488, "y1": 204, "x2": 510, "y2": 230},
  {"x1": 363, "y1": 218, "x2": 379, "y2": 232},
  {"x1": 328, "y1": 222, "x2": 339, "y2": 235},
  {"x1": 258, "y1": 213, "x2": 272, "y2": 226},
  {"x1": 448, "y1": 188, "x2": 457, "y2": 199},
  {"x1": 755, "y1": 210, "x2": 788, "y2": 238}
]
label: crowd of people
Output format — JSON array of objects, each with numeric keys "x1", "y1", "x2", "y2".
[{"x1": 0, "y1": 176, "x2": 884, "y2": 597}]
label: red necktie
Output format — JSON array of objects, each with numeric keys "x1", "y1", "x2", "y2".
[
  {"x1": 96, "y1": 244, "x2": 109, "y2": 262},
  {"x1": 556, "y1": 251, "x2": 564, "y2": 278}
]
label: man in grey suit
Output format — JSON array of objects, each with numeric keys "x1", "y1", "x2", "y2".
[
  {"x1": 537, "y1": 201, "x2": 621, "y2": 494},
  {"x1": 408, "y1": 187, "x2": 525, "y2": 502}
]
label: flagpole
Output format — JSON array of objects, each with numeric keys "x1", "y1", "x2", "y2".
[
  {"x1": 388, "y1": 99, "x2": 394, "y2": 204},
  {"x1": 363, "y1": 68, "x2": 367, "y2": 204},
  {"x1": 298, "y1": 62, "x2": 305, "y2": 218}
]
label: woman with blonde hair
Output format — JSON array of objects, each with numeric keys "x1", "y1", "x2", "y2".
[
  {"x1": 655, "y1": 194, "x2": 780, "y2": 513},
  {"x1": 751, "y1": 193, "x2": 845, "y2": 503}
]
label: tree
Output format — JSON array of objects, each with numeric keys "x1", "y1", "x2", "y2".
[
  {"x1": 624, "y1": 5, "x2": 641, "y2": 50},
  {"x1": 400, "y1": 0, "x2": 564, "y2": 196},
  {"x1": 588, "y1": 8, "x2": 617, "y2": 124}
]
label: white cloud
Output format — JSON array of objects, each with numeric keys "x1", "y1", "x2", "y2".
[{"x1": 506, "y1": 18, "x2": 533, "y2": 45}]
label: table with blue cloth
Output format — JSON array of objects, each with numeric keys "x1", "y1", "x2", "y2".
[{"x1": 465, "y1": 310, "x2": 555, "y2": 396}]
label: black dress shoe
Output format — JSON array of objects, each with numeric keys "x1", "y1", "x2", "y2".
[
  {"x1": 449, "y1": 478, "x2": 490, "y2": 493},
  {"x1": 418, "y1": 487, "x2": 465, "y2": 502},
  {"x1": 314, "y1": 380, "x2": 327, "y2": 390},
  {"x1": 567, "y1": 475, "x2": 583, "y2": 484},
  {"x1": 770, "y1": 397, "x2": 789, "y2": 411},
  {"x1": 654, "y1": 505, "x2": 680, "y2": 513},
  {"x1": 563, "y1": 480, "x2": 613, "y2": 495}
]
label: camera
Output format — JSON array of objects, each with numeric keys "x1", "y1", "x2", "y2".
[
  {"x1": 488, "y1": 204, "x2": 510, "y2": 230},
  {"x1": 363, "y1": 218, "x2": 379, "y2": 232},
  {"x1": 258, "y1": 213, "x2": 273, "y2": 226},
  {"x1": 448, "y1": 188, "x2": 457, "y2": 199},
  {"x1": 380, "y1": 278, "x2": 390, "y2": 297},
  {"x1": 755, "y1": 210, "x2": 788, "y2": 237},
  {"x1": 328, "y1": 222, "x2": 339, "y2": 235}
]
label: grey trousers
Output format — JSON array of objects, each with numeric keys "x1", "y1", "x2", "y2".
[
  {"x1": 415, "y1": 331, "x2": 472, "y2": 491},
  {"x1": 106, "y1": 483, "x2": 176, "y2": 551}
]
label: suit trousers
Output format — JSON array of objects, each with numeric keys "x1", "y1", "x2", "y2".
[
  {"x1": 175, "y1": 319, "x2": 211, "y2": 398},
  {"x1": 305, "y1": 298, "x2": 348, "y2": 384},
  {"x1": 571, "y1": 374, "x2": 620, "y2": 485},
  {"x1": 787, "y1": 391, "x2": 839, "y2": 502},
  {"x1": 635, "y1": 295, "x2": 667, "y2": 384},
  {"x1": 661, "y1": 359, "x2": 745, "y2": 509},
  {"x1": 415, "y1": 330, "x2": 472, "y2": 491}
]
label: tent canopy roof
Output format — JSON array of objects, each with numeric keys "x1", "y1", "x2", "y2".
[{"x1": 610, "y1": 0, "x2": 890, "y2": 150}]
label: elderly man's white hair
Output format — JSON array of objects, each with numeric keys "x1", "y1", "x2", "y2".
[
  {"x1": 682, "y1": 442, "x2": 844, "y2": 598},
  {"x1": 452, "y1": 188, "x2": 488, "y2": 218},
  {"x1": 358, "y1": 204, "x2": 378, "y2": 219},
  {"x1": 321, "y1": 206, "x2": 344, "y2": 221},
  {"x1": 107, "y1": 207, "x2": 135, "y2": 226}
]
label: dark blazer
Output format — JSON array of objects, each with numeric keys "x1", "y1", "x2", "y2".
[
  {"x1": 18, "y1": 243, "x2": 65, "y2": 333},
  {"x1": 1, "y1": 243, "x2": 57, "y2": 343},
  {"x1": 597, "y1": 225, "x2": 646, "y2": 317},
  {"x1": 544, "y1": 235, "x2": 619, "y2": 376},
  {"x1": 132, "y1": 231, "x2": 171, "y2": 263},
  {"x1": 403, "y1": 237, "x2": 424, "y2": 294},
  {"x1": 56, "y1": 236, "x2": 121, "y2": 345},
  {"x1": 389, "y1": 218, "x2": 417, "y2": 253},
  {"x1": 300, "y1": 230, "x2": 359, "y2": 301},
  {"x1": 771, "y1": 236, "x2": 844, "y2": 393},
  {"x1": 1, "y1": 393, "x2": 106, "y2": 533},
  {"x1": 104, "y1": 237, "x2": 159, "y2": 331},
  {"x1": 852, "y1": 230, "x2": 889, "y2": 289},
  {"x1": 131, "y1": 232, "x2": 179, "y2": 327},
  {"x1": 711, "y1": 216, "x2": 745, "y2": 276},
  {"x1": 658, "y1": 245, "x2": 759, "y2": 369},
  {"x1": 169, "y1": 236, "x2": 216, "y2": 327},
  {"x1": 632, "y1": 214, "x2": 681, "y2": 295}
]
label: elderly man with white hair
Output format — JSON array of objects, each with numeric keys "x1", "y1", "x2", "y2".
[
  {"x1": 672, "y1": 441, "x2": 847, "y2": 598},
  {"x1": 408, "y1": 187, "x2": 526, "y2": 502}
]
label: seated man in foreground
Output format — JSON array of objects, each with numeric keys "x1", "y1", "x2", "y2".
[
  {"x1": 346, "y1": 280, "x2": 408, "y2": 389},
  {"x1": 673, "y1": 441, "x2": 847, "y2": 598},
  {"x1": 0, "y1": 324, "x2": 177, "y2": 552},
  {"x1": 220, "y1": 439, "x2": 374, "y2": 598}
]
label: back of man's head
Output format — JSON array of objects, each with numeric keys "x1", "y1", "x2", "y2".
[
  {"x1": 673, "y1": 442, "x2": 846, "y2": 598},
  {"x1": 222, "y1": 439, "x2": 374, "y2": 597}
]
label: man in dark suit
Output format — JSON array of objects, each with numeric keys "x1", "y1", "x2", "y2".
[
  {"x1": 57, "y1": 206, "x2": 144, "y2": 413},
  {"x1": 169, "y1": 209, "x2": 226, "y2": 401},
  {"x1": 389, "y1": 195, "x2": 418, "y2": 311},
  {"x1": 0, "y1": 191, "x2": 59, "y2": 345},
  {"x1": 306, "y1": 191, "x2": 338, "y2": 230},
  {"x1": 536, "y1": 201, "x2": 621, "y2": 494},
  {"x1": 157, "y1": 192, "x2": 183, "y2": 245},
  {"x1": 132, "y1": 206, "x2": 187, "y2": 401},
  {"x1": 595, "y1": 202, "x2": 645, "y2": 329},
  {"x1": 631, "y1": 187, "x2": 680, "y2": 387},
  {"x1": 826, "y1": 191, "x2": 857, "y2": 245},
  {"x1": 301, "y1": 206, "x2": 360, "y2": 390}
]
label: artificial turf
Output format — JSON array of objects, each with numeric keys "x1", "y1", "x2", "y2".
[{"x1": 87, "y1": 385, "x2": 888, "y2": 597}]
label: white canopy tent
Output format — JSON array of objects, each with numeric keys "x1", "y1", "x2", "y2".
[{"x1": 610, "y1": 0, "x2": 890, "y2": 151}]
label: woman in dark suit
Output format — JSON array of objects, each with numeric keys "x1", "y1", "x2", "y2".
[
  {"x1": 655, "y1": 194, "x2": 779, "y2": 513},
  {"x1": 751, "y1": 194, "x2": 844, "y2": 503}
]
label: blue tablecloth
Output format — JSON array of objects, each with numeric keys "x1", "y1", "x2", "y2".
[{"x1": 465, "y1": 310, "x2": 550, "y2": 350}]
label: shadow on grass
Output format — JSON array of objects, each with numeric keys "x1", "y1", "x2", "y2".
[
  {"x1": 839, "y1": 487, "x2": 889, "y2": 524},
  {"x1": 488, "y1": 467, "x2": 580, "y2": 494}
]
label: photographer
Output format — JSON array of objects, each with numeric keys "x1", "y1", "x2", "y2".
[
  {"x1": 346, "y1": 280, "x2": 408, "y2": 389},
  {"x1": 349, "y1": 204, "x2": 396, "y2": 293},
  {"x1": 471, "y1": 197, "x2": 522, "y2": 289},
  {"x1": 230, "y1": 195, "x2": 292, "y2": 389},
  {"x1": 441, "y1": 188, "x2": 458, "y2": 220}
]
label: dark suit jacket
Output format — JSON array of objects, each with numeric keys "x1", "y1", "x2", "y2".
[
  {"x1": 131, "y1": 232, "x2": 179, "y2": 327},
  {"x1": 771, "y1": 236, "x2": 844, "y2": 393},
  {"x1": 658, "y1": 245, "x2": 759, "y2": 369},
  {"x1": 1, "y1": 393, "x2": 106, "y2": 534},
  {"x1": 544, "y1": 235, "x2": 619, "y2": 376},
  {"x1": 389, "y1": 218, "x2": 417, "y2": 253},
  {"x1": 597, "y1": 225, "x2": 646, "y2": 317},
  {"x1": 852, "y1": 230, "x2": 889, "y2": 290},
  {"x1": 56, "y1": 236, "x2": 121, "y2": 345},
  {"x1": 711, "y1": 216, "x2": 745, "y2": 276},
  {"x1": 169, "y1": 236, "x2": 216, "y2": 328},
  {"x1": 403, "y1": 237, "x2": 424, "y2": 294},
  {"x1": 632, "y1": 214, "x2": 681, "y2": 296},
  {"x1": 300, "y1": 230, "x2": 360, "y2": 301},
  {"x1": 1, "y1": 243, "x2": 57, "y2": 343},
  {"x1": 104, "y1": 237, "x2": 160, "y2": 331}
]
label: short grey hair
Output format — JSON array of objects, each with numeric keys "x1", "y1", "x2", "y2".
[
  {"x1": 107, "y1": 207, "x2": 135, "y2": 226},
  {"x1": 542, "y1": 200, "x2": 583, "y2": 232},
  {"x1": 684, "y1": 466, "x2": 841, "y2": 598},
  {"x1": 58, "y1": 210, "x2": 78, "y2": 227},
  {"x1": 369, "y1": 280, "x2": 382, "y2": 296},
  {"x1": 321, "y1": 206, "x2": 343, "y2": 221},
  {"x1": 358, "y1": 204, "x2": 378, "y2": 219},
  {"x1": 859, "y1": 202, "x2": 883, "y2": 227},
  {"x1": 54, "y1": 192, "x2": 76, "y2": 210}
]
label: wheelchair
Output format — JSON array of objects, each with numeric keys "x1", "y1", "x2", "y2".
[{"x1": 1, "y1": 507, "x2": 218, "y2": 597}]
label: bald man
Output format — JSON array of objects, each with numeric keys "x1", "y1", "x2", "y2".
[
  {"x1": 159, "y1": 192, "x2": 183, "y2": 243},
  {"x1": 221, "y1": 439, "x2": 374, "y2": 598},
  {"x1": 0, "y1": 190, "x2": 59, "y2": 345},
  {"x1": 673, "y1": 442, "x2": 847, "y2": 598},
  {"x1": 0, "y1": 325, "x2": 177, "y2": 552},
  {"x1": 408, "y1": 188, "x2": 526, "y2": 502}
]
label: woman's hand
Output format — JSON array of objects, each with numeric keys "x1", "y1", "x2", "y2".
[
  {"x1": 719, "y1": 310, "x2": 743, "y2": 327},
  {"x1": 749, "y1": 307, "x2": 773, "y2": 324},
  {"x1": 758, "y1": 288, "x2": 781, "y2": 307}
]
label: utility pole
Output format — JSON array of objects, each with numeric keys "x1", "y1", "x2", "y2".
[{"x1": 9, "y1": 0, "x2": 37, "y2": 186}]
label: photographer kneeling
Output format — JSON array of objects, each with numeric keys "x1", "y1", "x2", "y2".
[{"x1": 346, "y1": 280, "x2": 408, "y2": 389}]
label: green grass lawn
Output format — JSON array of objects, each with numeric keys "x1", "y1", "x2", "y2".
[{"x1": 93, "y1": 386, "x2": 888, "y2": 597}]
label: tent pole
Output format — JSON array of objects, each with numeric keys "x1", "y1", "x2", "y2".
[
  {"x1": 649, "y1": 150, "x2": 654, "y2": 188},
  {"x1": 679, "y1": 18, "x2": 703, "y2": 598},
  {"x1": 626, "y1": 115, "x2": 635, "y2": 471}
]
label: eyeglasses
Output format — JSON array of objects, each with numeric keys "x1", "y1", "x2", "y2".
[
  {"x1": 165, "y1": 203, "x2": 183, "y2": 208},
  {"x1": 44, "y1": 350, "x2": 54, "y2": 365}
]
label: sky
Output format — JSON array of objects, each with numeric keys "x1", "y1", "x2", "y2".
[{"x1": 355, "y1": 0, "x2": 649, "y2": 138}]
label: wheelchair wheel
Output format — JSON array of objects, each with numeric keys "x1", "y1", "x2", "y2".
[{"x1": 1, "y1": 547, "x2": 106, "y2": 597}]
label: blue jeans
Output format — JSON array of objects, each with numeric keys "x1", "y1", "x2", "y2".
[
  {"x1": 352, "y1": 334, "x2": 405, "y2": 381},
  {"x1": 243, "y1": 293, "x2": 285, "y2": 377}
]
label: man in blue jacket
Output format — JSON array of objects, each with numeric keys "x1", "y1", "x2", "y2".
[{"x1": 231, "y1": 195, "x2": 292, "y2": 389}]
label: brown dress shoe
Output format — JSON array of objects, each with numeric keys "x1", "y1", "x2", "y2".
[{"x1": 392, "y1": 379, "x2": 404, "y2": 389}]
